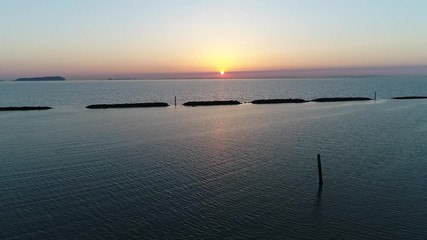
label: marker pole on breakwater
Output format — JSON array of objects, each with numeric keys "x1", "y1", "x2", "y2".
[
  {"x1": 374, "y1": 91, "x2": 377, "y2": 101},
  {"x1": 317, "y1": 154, "x2": 323, "y2": 186},
  {"x1": 174, "y1": 96, "x2": 177, "y2": 107}
]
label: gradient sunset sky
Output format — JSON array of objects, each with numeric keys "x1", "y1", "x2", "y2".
[{"x1": 1, "y1": 0, "x2": 427, "y2": 79}]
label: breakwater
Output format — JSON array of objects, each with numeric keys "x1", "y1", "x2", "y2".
[
  {"x1": 3, "y1": 96, "x2": 427, "y2": 111},
  {"x1": 0, "y1": 106, "x2": 52, "y2": 111},
  {"x1": 312, "y1": 97, "x2": 372, "y2": 102},
  {"x1": 183, "y1": 100, "x2": 241, "y2": 106},
  {"x1": 86, "y1": 102, "x2": 169, "y2": 109},
  {"x1": 251, "y1": 99, "x2": 307, "y2": 104},
  {"x1": 392, "y1": 96, "x2": 427, "y2": 99}
]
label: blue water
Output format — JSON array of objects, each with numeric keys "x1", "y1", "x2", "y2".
[
  {"x1": 1, "y1": 77, "x2": 427, "y2": 109},
  {"x1": 1, "y1": 78, "x2": 427, "y2": 239}
]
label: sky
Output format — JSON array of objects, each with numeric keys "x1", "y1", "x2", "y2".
[{"x1": 1, "y1": 0, "x2": 427, "y2": 80}]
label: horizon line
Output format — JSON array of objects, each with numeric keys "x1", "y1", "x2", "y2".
[{"x1": 3, "y1": 65, "x2": 427, "y2": 81}]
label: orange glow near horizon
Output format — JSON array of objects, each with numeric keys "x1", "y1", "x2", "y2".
[{"x1": 1, "y1": 2, "x2": 426, "y2": 80}]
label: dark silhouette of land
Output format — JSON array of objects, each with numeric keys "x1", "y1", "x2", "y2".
[
  {"x1": 392, "y1": 96, "x2": 427, "y2": 99},
  {"x1": 86, "y1": 102, "x2": 169, "y2": 109},
  {"x1": 15, "y1": 76, "x2": 65, "y2": 81},
  {"x1": 252, "y1": 99, "x2": 307, "y2": 104},
  {"x1": 0, "y1": 106, "x2": 52, "y2": 111},
  {"x1": 183, "y1": 100, "x2": 241, "y2": 106},
  {"x1": 312, "y1": 97, "x2": 372, "y2": 102}
]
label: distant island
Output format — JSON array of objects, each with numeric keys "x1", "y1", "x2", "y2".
[{"x1": 15, "y1": 76, "x2": 65, "y2": 81}]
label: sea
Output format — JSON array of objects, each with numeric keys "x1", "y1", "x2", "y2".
[{"x1": 1, "y1": 77, "x2": 426, "y2": 239}]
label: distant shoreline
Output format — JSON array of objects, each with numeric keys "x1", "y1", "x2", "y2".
[
  {"x1": 2, "y1": 75, "x2": 427, "y2": 81},
  {"x1": 67, "y1": 75, "x2": 427, "y2": 81}
]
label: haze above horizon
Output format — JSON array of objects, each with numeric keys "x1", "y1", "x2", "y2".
[{"x1": 1, "y1": 0, "x2": 427, "y2": 80}]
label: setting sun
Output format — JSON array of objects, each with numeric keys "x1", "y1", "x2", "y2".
[{"x1": 220, "y1": 71, "x2": 225, "y2": 75}]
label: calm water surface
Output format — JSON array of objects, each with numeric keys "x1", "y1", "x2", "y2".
[
  {"x1": 1, "y1": 78, "x2": 427, "y2": 239},
  {"x1": 1, "y1": 77, "x2": 427, "y2": 109}
]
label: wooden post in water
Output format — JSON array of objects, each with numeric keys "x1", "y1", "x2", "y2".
[
  {"x1": 374, "y1": 91, "x2": 377, "y2": 101},
  {"x1": 174, "y1": 96, "x2": 177, "y2": 107},
  {"x1": 317, "y1": 154, "x2": 323, "y2": 186}
]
